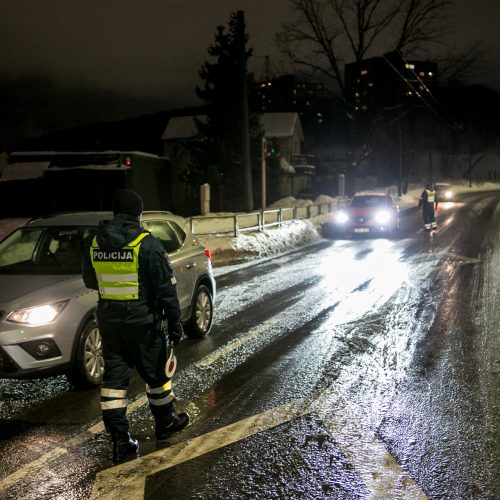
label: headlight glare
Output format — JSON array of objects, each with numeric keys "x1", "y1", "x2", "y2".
[
  {"x1": 375, "y1": 210, "x2": 391, "y2": 224},
  {"x1": 445, "y1": 190, "x2": 452, "y2": 199},
  {"x1": 7, "y1": 300, "x2": 69, "y2": 326},
  {"x1": 335, "y1": 211, "x2": 349, "y2": 224}
]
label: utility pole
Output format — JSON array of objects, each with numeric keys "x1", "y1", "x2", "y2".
[
  {"x1": 261, "y1": 135, "x2": 267, "y2": 209},
  {"x1": 236, "y1": 10, "x2": 253, "y2": 212}
]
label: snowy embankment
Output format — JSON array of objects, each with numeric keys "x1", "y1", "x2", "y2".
[{"x1": 196, "y1": 194, "x2": 339, "y2": 266}]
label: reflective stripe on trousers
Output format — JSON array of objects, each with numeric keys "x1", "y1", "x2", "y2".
[
  {"x1": 146, "y1": 380, "x2": 174, "y2": 407},
  {"x1": 101, "y1": 387, "x2": 128, "y2": 411}
]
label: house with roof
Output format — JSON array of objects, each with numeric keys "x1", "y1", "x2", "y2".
[{"x1": 162, "y1": 112, "x2": 315, "y2": 213}]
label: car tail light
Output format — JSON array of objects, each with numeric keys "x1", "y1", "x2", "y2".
[{"x1": 204, "y1": 248, "x2": 212, "y2": 260}]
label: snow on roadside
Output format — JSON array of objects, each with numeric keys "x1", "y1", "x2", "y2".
[{"x1": 199, "y1": 219, "x2": 320, "y2": 267}]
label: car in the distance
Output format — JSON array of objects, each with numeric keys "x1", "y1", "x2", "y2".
[
  {"x1": 0, "y1": 211, "x2": 216, "y2": 388},
  {"x1": 434, "y1": 182, "x2": 454, "y2": 201},
  {"x1": 324, "y1": 191, "x2": 400, "y2": 238}
]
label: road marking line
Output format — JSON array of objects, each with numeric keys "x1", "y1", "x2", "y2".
[
  {"x1": 444, "y1": 252, "x2": 481, "y2": 264},
  {"x1": 91, "y1": 390, "x2": 427, "y2": 500},
  {"x1": 0, "y1": 447, "x2": 67, "y2": 493},
  {"x1": 90, "y1": 399, "x2": 311, "y2": 499},
  {"x1": 196, "y1": 319, "x2": 278, "y2": 368},
  {"x1": 0, "y1": 393, "x2": 153, "y2": 490}
]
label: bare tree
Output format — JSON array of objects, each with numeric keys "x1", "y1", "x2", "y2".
[
  {"x1": 436, "y1": 42, "x2": 484, "y2": 86},
  {"x1": 277, "y1": 0, "x2": 453, "y2": 99}
]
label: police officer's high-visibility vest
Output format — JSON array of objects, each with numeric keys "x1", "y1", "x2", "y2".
[
  {"x1": 426, "y1": 189, "x2": 436, "y2": 203},
  {"x1": 90, "y1": 232, "x2": 150, "y2": 300}
]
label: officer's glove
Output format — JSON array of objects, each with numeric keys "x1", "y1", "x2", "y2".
[{"x1": 168, "y1": 322, "x2": 184, "y2": 346}]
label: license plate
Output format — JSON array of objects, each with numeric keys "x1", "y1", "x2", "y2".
[{"x1": 354, "y1": 228, "x2": 369, "y2": 233}]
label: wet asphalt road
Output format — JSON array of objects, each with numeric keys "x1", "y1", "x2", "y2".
[{"x1": 0, "y1": 191, "x2": 499, "y2": 499}]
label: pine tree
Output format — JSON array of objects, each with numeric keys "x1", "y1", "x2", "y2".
[{"x1": 190, "y1": 11, "x2": 261, "y2": 212}]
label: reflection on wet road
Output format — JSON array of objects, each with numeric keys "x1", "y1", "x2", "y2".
[{"x1": 1, "y1": 191, "x2": 499, "y2": 499}]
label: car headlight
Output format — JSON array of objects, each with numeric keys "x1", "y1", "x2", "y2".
[
  {"x1": 6, "y1": 300, "x2": 70, "y2": 326},
  {"x1": 335, "y1": 211, "x2": 349, "y2": 224},
  {"x1": 374, "y1": 210, "x2": 391, "y2": 224},
  {"x1": 445, "y1": 190, "x2": 452, "y2": 199}
]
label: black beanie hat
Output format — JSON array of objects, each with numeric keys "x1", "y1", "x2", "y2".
[{"x1": 112, "y1": 189, "x2": 144, "y2": 216}]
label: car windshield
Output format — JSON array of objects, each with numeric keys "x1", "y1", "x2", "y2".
[
  {"x1": 0, "y1": 225, "x2": 96, "y2": 275},
  {"x1": 349, "y1": 196, "x2": 386, "y2": 208}
]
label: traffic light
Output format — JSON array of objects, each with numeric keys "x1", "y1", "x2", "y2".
[{"x1": 265, "y1": 141, "x2": 279, "y2": 158}]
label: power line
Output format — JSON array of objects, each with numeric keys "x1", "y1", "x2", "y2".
[
  {"x1": 401, "y1": 55, "x2": 462, "y2": 130},
  {"x1": 381, "y1": 54, "x2": 458, "y2": 130}
]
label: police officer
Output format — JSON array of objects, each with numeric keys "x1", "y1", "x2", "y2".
[
  {"x1": 82, "y1": 189, "x2": 189, "y2": 463},
  {"x1": 418, "y1": 183, "x2": 438, "y2": 231}
]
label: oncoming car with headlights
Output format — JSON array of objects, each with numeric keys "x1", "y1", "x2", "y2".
[
  {"x1": 434, "y1": 182, "x2": 454, "y2": 202},
  {"x1": 324, "y1": 191, "x2": 400, "y2": 238},
  {"x1": 0, "y1": 211, "x2": 216, "y2": 388}
]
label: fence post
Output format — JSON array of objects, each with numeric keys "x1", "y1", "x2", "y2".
[
  {"x1": 234, "y1": 215, "x2": 239, "y2": 237},
  {"x1": 278, "y1": 208, "x2": 282, "y2": 227}
]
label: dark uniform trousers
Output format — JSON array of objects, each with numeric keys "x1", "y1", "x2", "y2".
[
  {"x1": 99, "y1": 322, "x2": 175, "y2": 435},
  {"x1": 422, "y1": 202, "x2": 436, "y2": 229}
]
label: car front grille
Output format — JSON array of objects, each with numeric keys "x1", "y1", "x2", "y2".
[{"x1": 0, "y1": 348, "x2": 19, "y2": 374}]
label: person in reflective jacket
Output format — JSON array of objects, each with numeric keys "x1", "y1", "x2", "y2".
[
  {"x1": 418, "y1": 183, "x2": 438, "y2": 231},
  {"x1": 82, "y1": 189, "x2": 189, "y2": 463}
]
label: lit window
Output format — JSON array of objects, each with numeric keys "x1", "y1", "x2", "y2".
[
  {"x1": 355, "y1": 92, "x2": 360, "y2": 97},
  {"x1": 419, "y1": 71, "x2": 425, "y2": 77},
  {"x1": 361, "y1": 69, "x2": 368, "y2": 76},
  {"x1": 267, "y1": 82, "x2": 272, "y2": 86},
  {"x1": 428, "y1": 72, "x2": 434, "y2": 77},
  {"x1": 368, "y1": 82, "x2": 374, "y2": 87},
  {"x1": 405, "y1": 63, "x2": 415, "y2": 69}
]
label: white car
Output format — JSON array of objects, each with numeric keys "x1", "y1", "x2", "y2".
[{"x1": 0, "y1": 211, "x2": 216, "y2": 388}]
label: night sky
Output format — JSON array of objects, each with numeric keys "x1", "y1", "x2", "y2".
[{"x1": 1, "y1": 0, "x2": 499, "y2": 142}]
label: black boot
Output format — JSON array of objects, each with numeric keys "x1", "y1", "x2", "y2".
[
  {"x1": 155, "y1": 412, "x2": 190, "y2": 442},
  {"x1": 111, "y1": 432, "x2": 139, "y2": 462}
]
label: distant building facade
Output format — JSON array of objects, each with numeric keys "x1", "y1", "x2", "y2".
[{"x1": 345, "y1": 54, "x2": 438, "y2": 116}]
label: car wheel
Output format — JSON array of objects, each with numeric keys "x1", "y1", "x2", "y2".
[
  {"x1": 67, "y1": 319, "x2": 104, "y2": 389},
  {"x1": 184, "y1": 284, "x2": 213, "y2": 339}
]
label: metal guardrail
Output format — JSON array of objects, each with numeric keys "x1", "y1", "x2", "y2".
[
  {"x1": 189, "y1": 178, "x2": 498, "y2": 238},
  {"x1": 190, "y1": 198, "x2": 347, "y2": 237}
]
